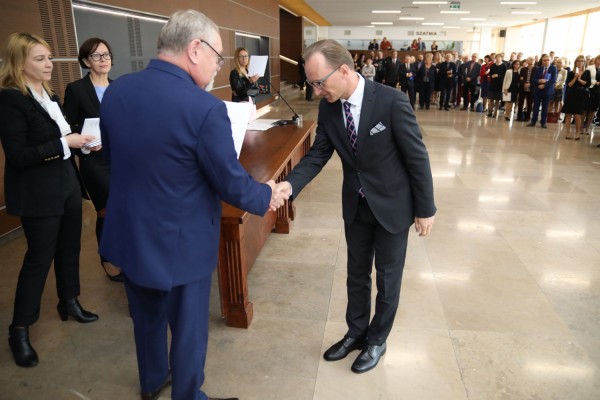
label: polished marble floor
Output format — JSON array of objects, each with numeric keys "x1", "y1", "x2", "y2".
[{"x1": 1, "y1": 87, "x2": 599, "y2": 400}]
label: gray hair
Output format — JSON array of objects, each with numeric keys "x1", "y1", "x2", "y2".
[
  {"x1": 158, "y1": 9, "x2": 219, "y2": 55},
  {"x1": 303, "y1": 39, "x2": 354, "y2": 71}
]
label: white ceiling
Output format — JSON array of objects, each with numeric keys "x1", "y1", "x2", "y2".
[{"x1": 303, "y1": 0, "x2": 594, "y2": 29}]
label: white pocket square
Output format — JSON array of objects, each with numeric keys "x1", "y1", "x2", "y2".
[{"x1": 369, "y1": 122, "x2": 387, "y2": 136}]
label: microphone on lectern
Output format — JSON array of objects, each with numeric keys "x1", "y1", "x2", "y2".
[{"x1": 263, "y1": 77, "x2": 301, "y2": 126}]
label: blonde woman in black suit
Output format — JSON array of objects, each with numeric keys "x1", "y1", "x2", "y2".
[
  {"x1": 0, "y1": 32, "x2": 100, "y2": 368},
  {"x1": 64, "y1": 37, "x2": 122, "y2": 281},
  {"x1": 229, "y1": 47, "x2": 260, "y2": 103}
]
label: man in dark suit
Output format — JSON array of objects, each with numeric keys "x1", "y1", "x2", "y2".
[
  {"x1": 382, "y1": 50, "x2": 401, "y2": 88},
  {"x1": 277, "y1": 39, "x2": 436, "y2": 374},
  {"x1": 517, "y1": 57, "x2": 536, "y2": 121},
  {"x1": 437, "y1": 53, "x2": 456, "y2": 110},
  {"x1": 462, "y1": 53, "x2": 481, "y2": 111},
  {"x1": 412, "y1": 54, "x2": 424, "y2": 105},
  {"x1": 99, "y1": 10, "x2": 280, "y2": 400},
  {"x1": 527, "y1": 54, "x2": 557, "y2": 128},
  {"x1": 399, "y1": 55, "x2": 416, "y2": 109}
]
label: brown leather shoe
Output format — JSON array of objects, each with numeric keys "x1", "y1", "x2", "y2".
[{"x1": 140, "y1": 371, "x2": 171, "y2": 400}]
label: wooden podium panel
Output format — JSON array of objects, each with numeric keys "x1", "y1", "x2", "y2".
[{"x1": 218, "y1": 121, "x2": 314, "y2": 328}]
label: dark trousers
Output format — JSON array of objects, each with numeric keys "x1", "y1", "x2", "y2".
[
  {"x1": 344, "y1": 198, "x2": 409, "y2": 345},
  {"x1": 439, "y1": 80, "x2": 453, "y2": 108},
  {"x1": 12, "y1": 166, "x2": 82, "y2": 327},
  {"x1": 531, "y1": 91, "x2": 551, "y2": 125},
  {"x1": 401, "y1": 84, "x2": 415, "y2": 108},
  {"x1": 124, "y1": 274, "x2": 211, "y2": 400},
  {"x1": 517, "y1": 91, "x2": 533, "y2": 120},
  {"x1": 420, "y1": 82, "x2": 432, "y2": 109},
  {"x1": 79, "y1": 154, "x2": 110, "y2": 260},
  {"x1": 463, "y1": 82, "x2": 478, "y2": 109},
  {"x1": 455, "y1": 83, "x2": 463, "y2": 107}
]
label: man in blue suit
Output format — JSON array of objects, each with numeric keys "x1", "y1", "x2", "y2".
[
  {"x1": 527, "y1": 54, "x2": 557, "y2": 128},
  {"x1": 99, "y1": 10, "x2": 279, "y2": 400}
]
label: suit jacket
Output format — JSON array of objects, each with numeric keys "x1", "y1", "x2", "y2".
[
  {"x1": 0, "y1": 88, "x2": 82, "y2": 216},
  {"x1": 463, "y1": 61, "x2": 481, "y2": 85},
  {"x1": 286, "y1": 78, "x2": 436, "y2": 234},
  {"x1": 532, "y1": 65, "x2": 557, "y2": 96},
  {"x1": 99, "y1": 59, "x2": 272, "y2": 290},
  {"x1": 417, "y1": 64, "x2": 437, "y2": 89},
  {"x1": 518, "y1": 66, "x2": 536, "y2": 92},
  {"x1": 63, "y1": 73, "x2": 110, "y2": 134},
  {"x1": 437, "y1": 61, "x2": 457, "y2": 84},
  {"x1": 398, "y1": 62, "x2": 416, "y2": 88},
  {"x1": 383, "y1": 57, "x2": 401, "y2": 86}
]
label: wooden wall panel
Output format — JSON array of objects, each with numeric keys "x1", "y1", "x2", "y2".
[
  {"x1": 0, "y1": 0, "x2": 43, "y2": 40},
  {"x1": 279, "y1": 8, "x2": 302, "y2": 83}
]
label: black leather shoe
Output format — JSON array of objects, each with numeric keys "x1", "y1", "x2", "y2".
[
  {"x1": 323, "y1": 336, "x2": 365, "y2": 361},
  {"x1": 8, "y1": 325, "x2": 38, "y2": 368},
  {"x1": 57, "y1": 298, "x2": 99, "y2": 323},
  {"x1": 141, "y1": 371, "x2": 171, "y2": 400},
  {"x1": 351, "y1": 343, "x2": 387, "y2": 374},
  {"x1": 526, "y1": 122, "x2": 535, "y2": 127},
  {"x1": 541, "y1": 124, "x2": 547, "y2": 128},
  {"x1": 208, "y1": 397, "x2": 239, "y2": 400},
  {"x1": 101, "y1": 261, "x2": 124, "y2": 282}
]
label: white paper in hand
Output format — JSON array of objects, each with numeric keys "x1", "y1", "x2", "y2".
[
  {"x1": 81, "y1": 118, "x2": 102, "y2": 147},
  {"x1": 248, "y1": 55, "x2": 268, "y2": 77},
  {"x1": 224, "y1": 101, "x2": 252, "y2": 158}
]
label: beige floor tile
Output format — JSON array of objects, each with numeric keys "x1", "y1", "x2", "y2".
[
  {"x1": 451, "y1": 330, "x2": 600, "y2": 400},
  {"x1": 313, "y1": 322, "x2": 468, "y2": 400}
]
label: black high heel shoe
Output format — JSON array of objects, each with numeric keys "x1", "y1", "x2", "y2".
[
  {"x1": 57, "y1": 298, "x2": 99, "y2": 323},
  {"x1": 8, "y1": 325, "x2": 38, "y2": 367},
  {"x1": 101, "y1": 260, "x2": 124, "y2": 282}
]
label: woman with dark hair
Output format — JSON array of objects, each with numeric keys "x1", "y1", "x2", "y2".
[
  {"x1": 410, "y1": 39, "x2": 419, "y2": 51},
  {"x1": 502, "y1": 60, "x2": 521, "y2": 121},
  {"x1": 0, "y1": 32, "x2": 100, "y2": 368},
  {"x1": 487, "y1": 53, "x2": 507, "y2": 118},
  {"x1": 63, "y1": 37, "x2": 122, "y2": 281},
  {"x1": 480, "y1": 55, "x2": 492, "y2": 112},
  {"x1": 229, "y1": 47, "x2": 260, "y2": 103}
]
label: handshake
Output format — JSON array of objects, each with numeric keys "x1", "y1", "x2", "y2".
[{"x1": 266, "y1": 180, "x2": 292, "y2": 212}]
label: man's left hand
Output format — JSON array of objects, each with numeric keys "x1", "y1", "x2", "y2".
[{"x1": 414, "y1": 216, "x2": 435, "y2": 237}]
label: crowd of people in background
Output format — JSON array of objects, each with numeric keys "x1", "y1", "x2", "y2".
[{"x1": 299, "y1": 44, "x2": 600, "y2": 147}]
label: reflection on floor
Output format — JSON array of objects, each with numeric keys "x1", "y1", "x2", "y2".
[{"x1": 1, "y1": 86, "x2": 599, "y2": 400}]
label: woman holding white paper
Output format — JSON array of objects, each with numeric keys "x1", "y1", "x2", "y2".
[
  {"x1": 562, "y1": 55, "x2": 591, "y2": 140},
  {"x1": 230, "y1": 47, "x2": 260, "y2": 103},
  {"x1": 501, "y1": 60, "x2": 521, "y2": 121},
  {"x1": 64, "y1": 37, "x2": 122, "y2": 281},
  {"x1": 0, "y1": 32, "x2": 100, "y2": 367}
]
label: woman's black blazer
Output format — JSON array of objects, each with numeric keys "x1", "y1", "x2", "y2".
[{"x1": 0, "y1": 88, "x2": 82, "y2": 217}]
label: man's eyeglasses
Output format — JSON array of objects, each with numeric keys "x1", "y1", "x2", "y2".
[
  {"x1": 201, "y1": 40, "x2": 225, "y2": 68},
  {"x1": 89, "y1": 53, "x2": 112, "y2": 61},
  {"x1": 307, "y1": 66, "x2": 341, "y2": 90}
]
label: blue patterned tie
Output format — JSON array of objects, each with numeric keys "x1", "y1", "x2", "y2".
[{"x1": 343, "y1": 101, "x2": 364, "y2": 197}]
